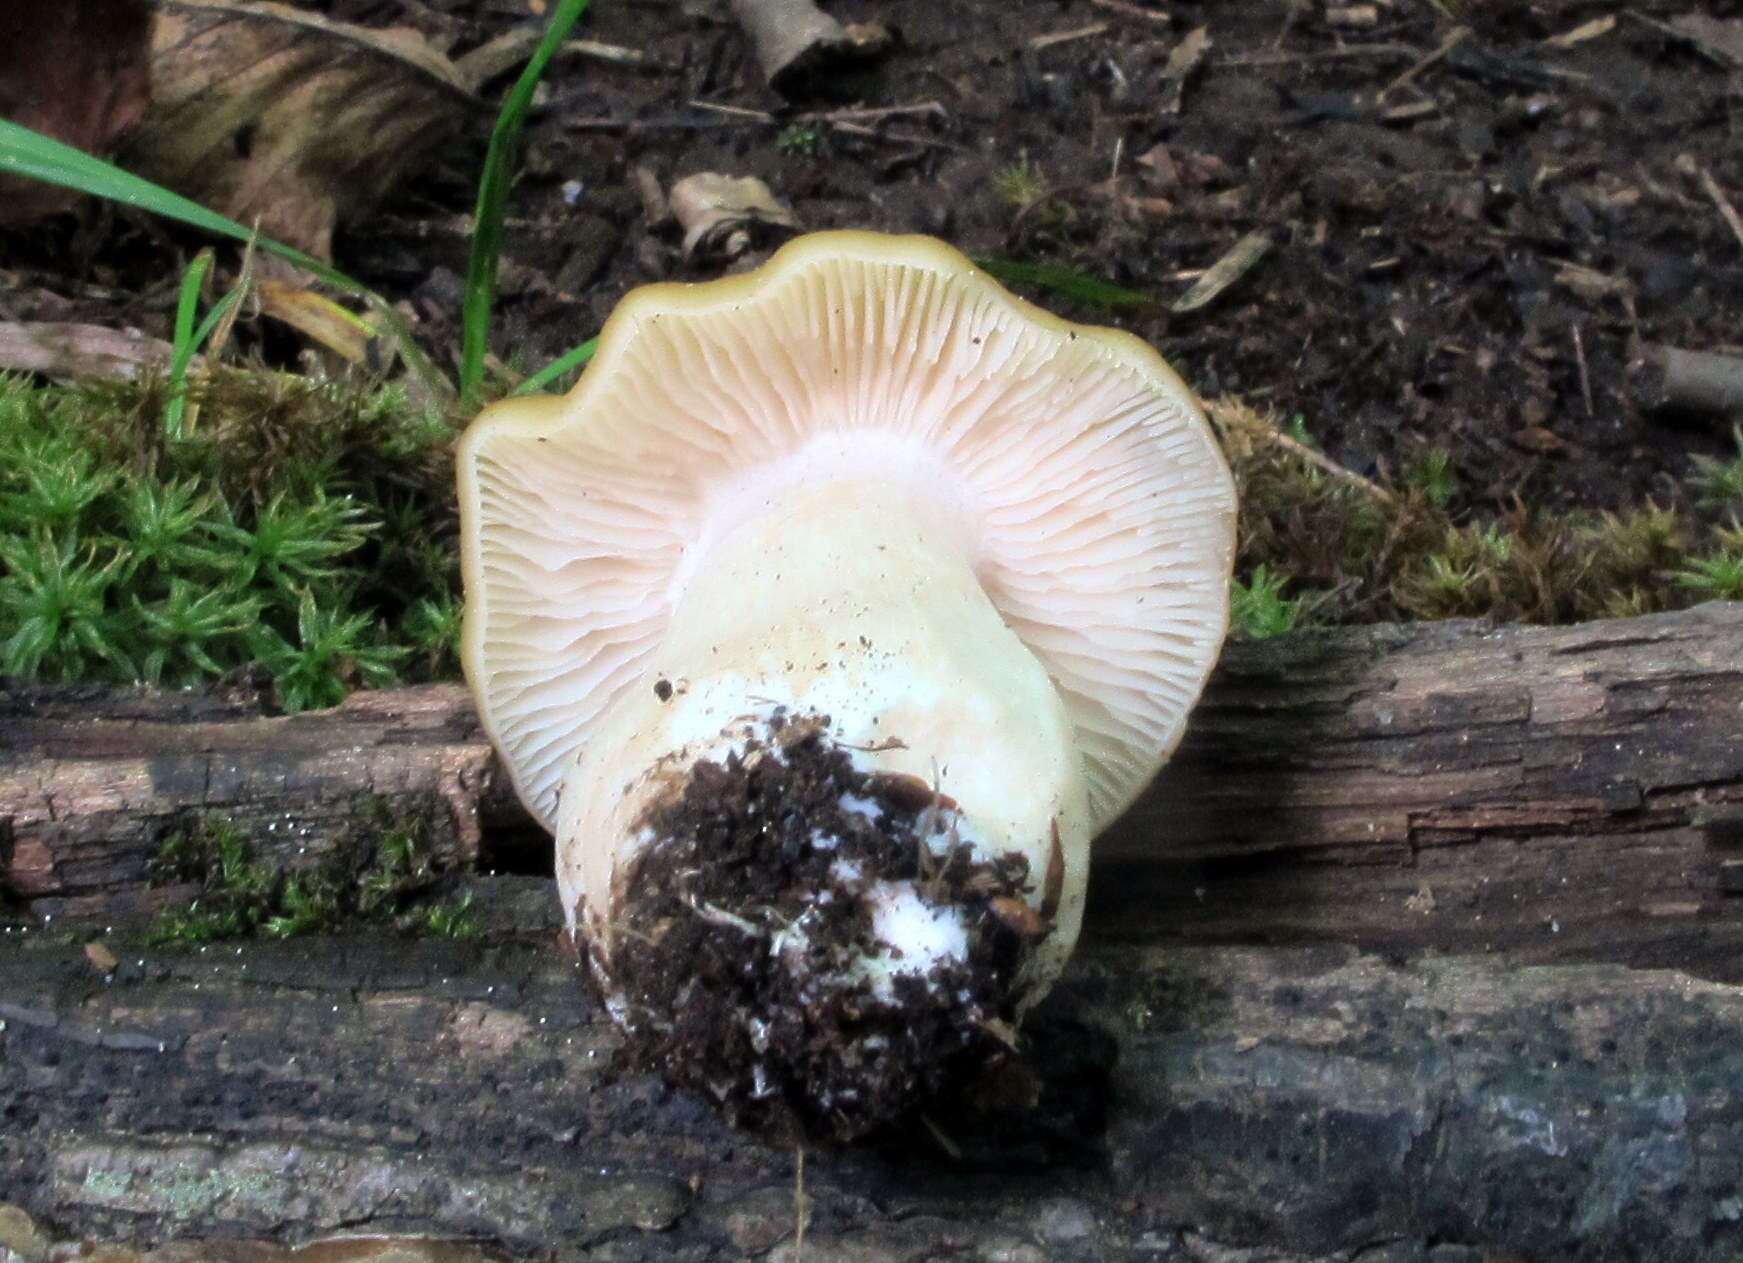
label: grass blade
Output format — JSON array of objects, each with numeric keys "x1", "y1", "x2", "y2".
[
  {"x1": 460, "y1": 0, "x2": 593, "y2": 409},
  {"x1": 163, "y1": 250, "x2": 216, "y2": 439},
  {"x1": 515, "y1": 337, "x2": 598, "y2": 396},
  {"x1": 0, "y1": 119, "x2": 451, "y2": 403},
  {"x1": 973, "y1": 257, "x2": 1161, "y2": 314}
]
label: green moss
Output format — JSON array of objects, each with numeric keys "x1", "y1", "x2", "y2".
[
  {"x1": 1214, "y1": 399, "x2": 1743, "y2": 627},
  {"x1": 143, "y1": 802, "x2": 473, "y2": 945},
  {"x1": 775, "y1": 123, "x2": 820, "y2": 157},
  {"x1": 990, "y1": 157, "x2": 1049, "y2": 211},
  {"x1": 0, "y1": 371, "x2": 459, "y2": 710},
  {"x1": 1231, "y1": 565, "x2": 1302, "y2": 639},
  {"x1": 1689, "y1": 427, "x2": 1743, "y2": 511}
]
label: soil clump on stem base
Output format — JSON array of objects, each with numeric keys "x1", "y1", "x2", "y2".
[{"x1": 608, "y1": 713, "x2": 1043, "y2": 1145}]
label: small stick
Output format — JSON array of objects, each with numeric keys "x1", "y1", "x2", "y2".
[
  {"x1": 686, "y1": 99, "x2": 948, "y2": 126},
  {"x1": 689, "y1": 99, "x2": 773, "y2": 121},
  {"x1": 1696, "y1": 165, "x2": 1743, "y2": 253},
  {"x1": 827, "y1": 121, "x2": 964, "y2": 152},
  {"x1": 567, "y1": 38, "x2": 662, "y2": 69},
  {"x1": 792, "y1": 1145, "x2": 808, "y2": 1260},
  {"x1": 799, "y1": 101, "x2": 947, "y2": 124},
  {"x1": 1572, "y1": 324, "x2": 1595, "y2": 417},
  {"x1": 1271, "y1": 429, "x2": 1397, "y2": 504},
  {"x1": 1029, "y1": 23, "x2": 1109, "y2": 50},
  {"x1": 1085, "y1": 0, "x2": 1171, "y2": 24},
  {"x1": 1221, "y1": 42, "x2": 1417, "y2": 67},
  {"x1": 1379, "y1": 25, "x2": 1468, "y2": 102}
]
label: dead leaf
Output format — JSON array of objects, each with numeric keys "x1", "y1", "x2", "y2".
[
  {"x1": 0, "y1": 0, "x2": 154, "y2": 225},
  {"x1": 120, "y1": 1, "x2": 476, "y2": 259},
  {"x1": 668, "y1": 173, "x2": 800, "y2": 259},
  {"x1": 1511, "y1": 426, "x2": 1566, "y2": 454},
  {"x1": 1135, "y1": 142, "x2": 1179, "y2": 189},
  {"x1": 1171, "y1": 231, "x2": 1271, "y2": 314},
  {"x1": 85, "y1": 941, "x2": 120, "y2": 974},
  {"x1": 1158, "y1": 26, "x2": 1210, "y2": 115},
  {"x1": 257, "y1": 280, "x2": 383, "y2": 366}
]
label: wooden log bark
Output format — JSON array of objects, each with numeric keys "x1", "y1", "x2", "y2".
[
  {"x1": 1, "y1": 914, "x2": 1739, "y2": 1261},
  {"x1": 5, "y1": 604, "x2": 1743, "y2": 979}
]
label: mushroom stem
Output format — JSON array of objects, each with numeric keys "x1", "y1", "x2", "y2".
[{"x1": 555, "y1": 469, "x2": 1090, "y2": 1141}]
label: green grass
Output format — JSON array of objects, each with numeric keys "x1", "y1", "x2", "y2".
[
  {"x1": 1216, "y1": 399, "x2": 1743, "y2": 626},
  {"x1": 1231, "y1": 565, "x2": 1302, "y2": 639},
  {"x1": 973, "y1": 258, "x2": 1159, "y2": 314},
  {"x1": 461, "y1": 0, "x2": 594, "y2": 408},
  {"x1": 0, "y1": 0, "x2": 599, "y2": 407}
]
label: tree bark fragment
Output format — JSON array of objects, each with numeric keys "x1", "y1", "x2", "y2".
[{"x1": 1, "y1": 927, "x2": 1738, "y2": 1260}]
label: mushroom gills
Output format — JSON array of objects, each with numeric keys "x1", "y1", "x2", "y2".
[{"x1": 556, "y1": 475, "x2": 1091, "y2": 1143}]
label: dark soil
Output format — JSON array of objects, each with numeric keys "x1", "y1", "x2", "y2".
[
  {"x1": 7, "y1": 1, "x2": 1743, "y2": 525},
  {"x1": 608, "y1": 712, "x2": 1044, "y2": 1146}
]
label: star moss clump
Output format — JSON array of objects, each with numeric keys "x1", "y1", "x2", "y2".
[{"x1": 0, "y1": 371, "x2": 463, "y2": 710}]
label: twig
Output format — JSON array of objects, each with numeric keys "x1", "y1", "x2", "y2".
[
  {"x1": 1696, "y1": 165, "x2": 1743, "y2": 253},
  {"x1": 1271, "y1": 429, "x2": 1397, "y2": 504},
  {"x1": 828, "y1": 120, "x2": 964, "y2": 152},
  {"x1": 687, "y1": 99, "x2": 948, "y2": 126},
  {"x1": 1378, "y1": 25, "x2": 1468, "y2": 102},
  {"x1": 688, "y1": 100, "x2": 775, "y2": 120},
  {"x1": 1085, "y1": 0, "x2": 1171, "y2": 24},
  {"x1": 798, "y1": 101, "x2": 948, "y2": 124},
  {"x1": 1571, "y1": 324, "x2": 1594, "y2": 417},
  {"x1": 1029, "y1": 23, "x2": 1109, "y2": 50},
  {"x1": 1219, "y1": 42, "x2": 1418, "y2": 67}
]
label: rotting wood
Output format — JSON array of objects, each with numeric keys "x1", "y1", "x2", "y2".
[
  {"x1": 0, "y1": 925, "x2": 1738, "y2": 1259},
  {"x1": 4, "y1": 605, "x2": 1743, "y2": 982}
]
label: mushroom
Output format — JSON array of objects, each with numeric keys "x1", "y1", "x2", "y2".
[{"x1": 457, "y1": 232, "x2": 1236, "y2": 1143}]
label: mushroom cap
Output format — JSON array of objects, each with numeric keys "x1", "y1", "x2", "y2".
[{"x1": 458, "y1": 231, "x2": 1237, "y2": 836}]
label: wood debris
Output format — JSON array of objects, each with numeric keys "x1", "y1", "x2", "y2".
[
  {"x1": 728, "y1": 0, "x2": 891, "y2": 94},
  {"x1": 668, "y1": 172, "x2": 800, "y2": 259},
  {"x1": 1158, "y1": 26, "x2": 1210, "y2": 115},
  {"x1": 1171, "y1": 230, "x2": 1271, "y2": 314}
]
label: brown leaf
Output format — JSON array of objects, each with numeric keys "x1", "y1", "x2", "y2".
[
  {"x1": 1172, "y1": 231, "x2": 1272, "y2": 315},
  {"x1": 120, "y1": 1, "x2": 476, "y2": 259},
  {"x1": 1511, "y1": 426, "x2": 1567, "y2": 454},
  {"x1": 1158, "y1": 25, "x2": 1210, "y2": 115},
  {"x1": 85, "y1": 940, "x2": 120, "y2": 974},
  {"x1": 669, "y1": 173, "x2": 800, "y2": 260},
  {"x1": 1135, "y1": 142, "x2": 1180, "y2": 189},
  {"x1": 0, "y1": 0, "x2": 154, "y2": 225}
]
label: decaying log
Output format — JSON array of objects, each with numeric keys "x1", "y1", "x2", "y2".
[
  {"x1": 1, "y1": 915, "x2": 1739, "y2": 1260},
  {"x1": 5, "y1": 605, "x2": 1743, "y2": 980}
]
